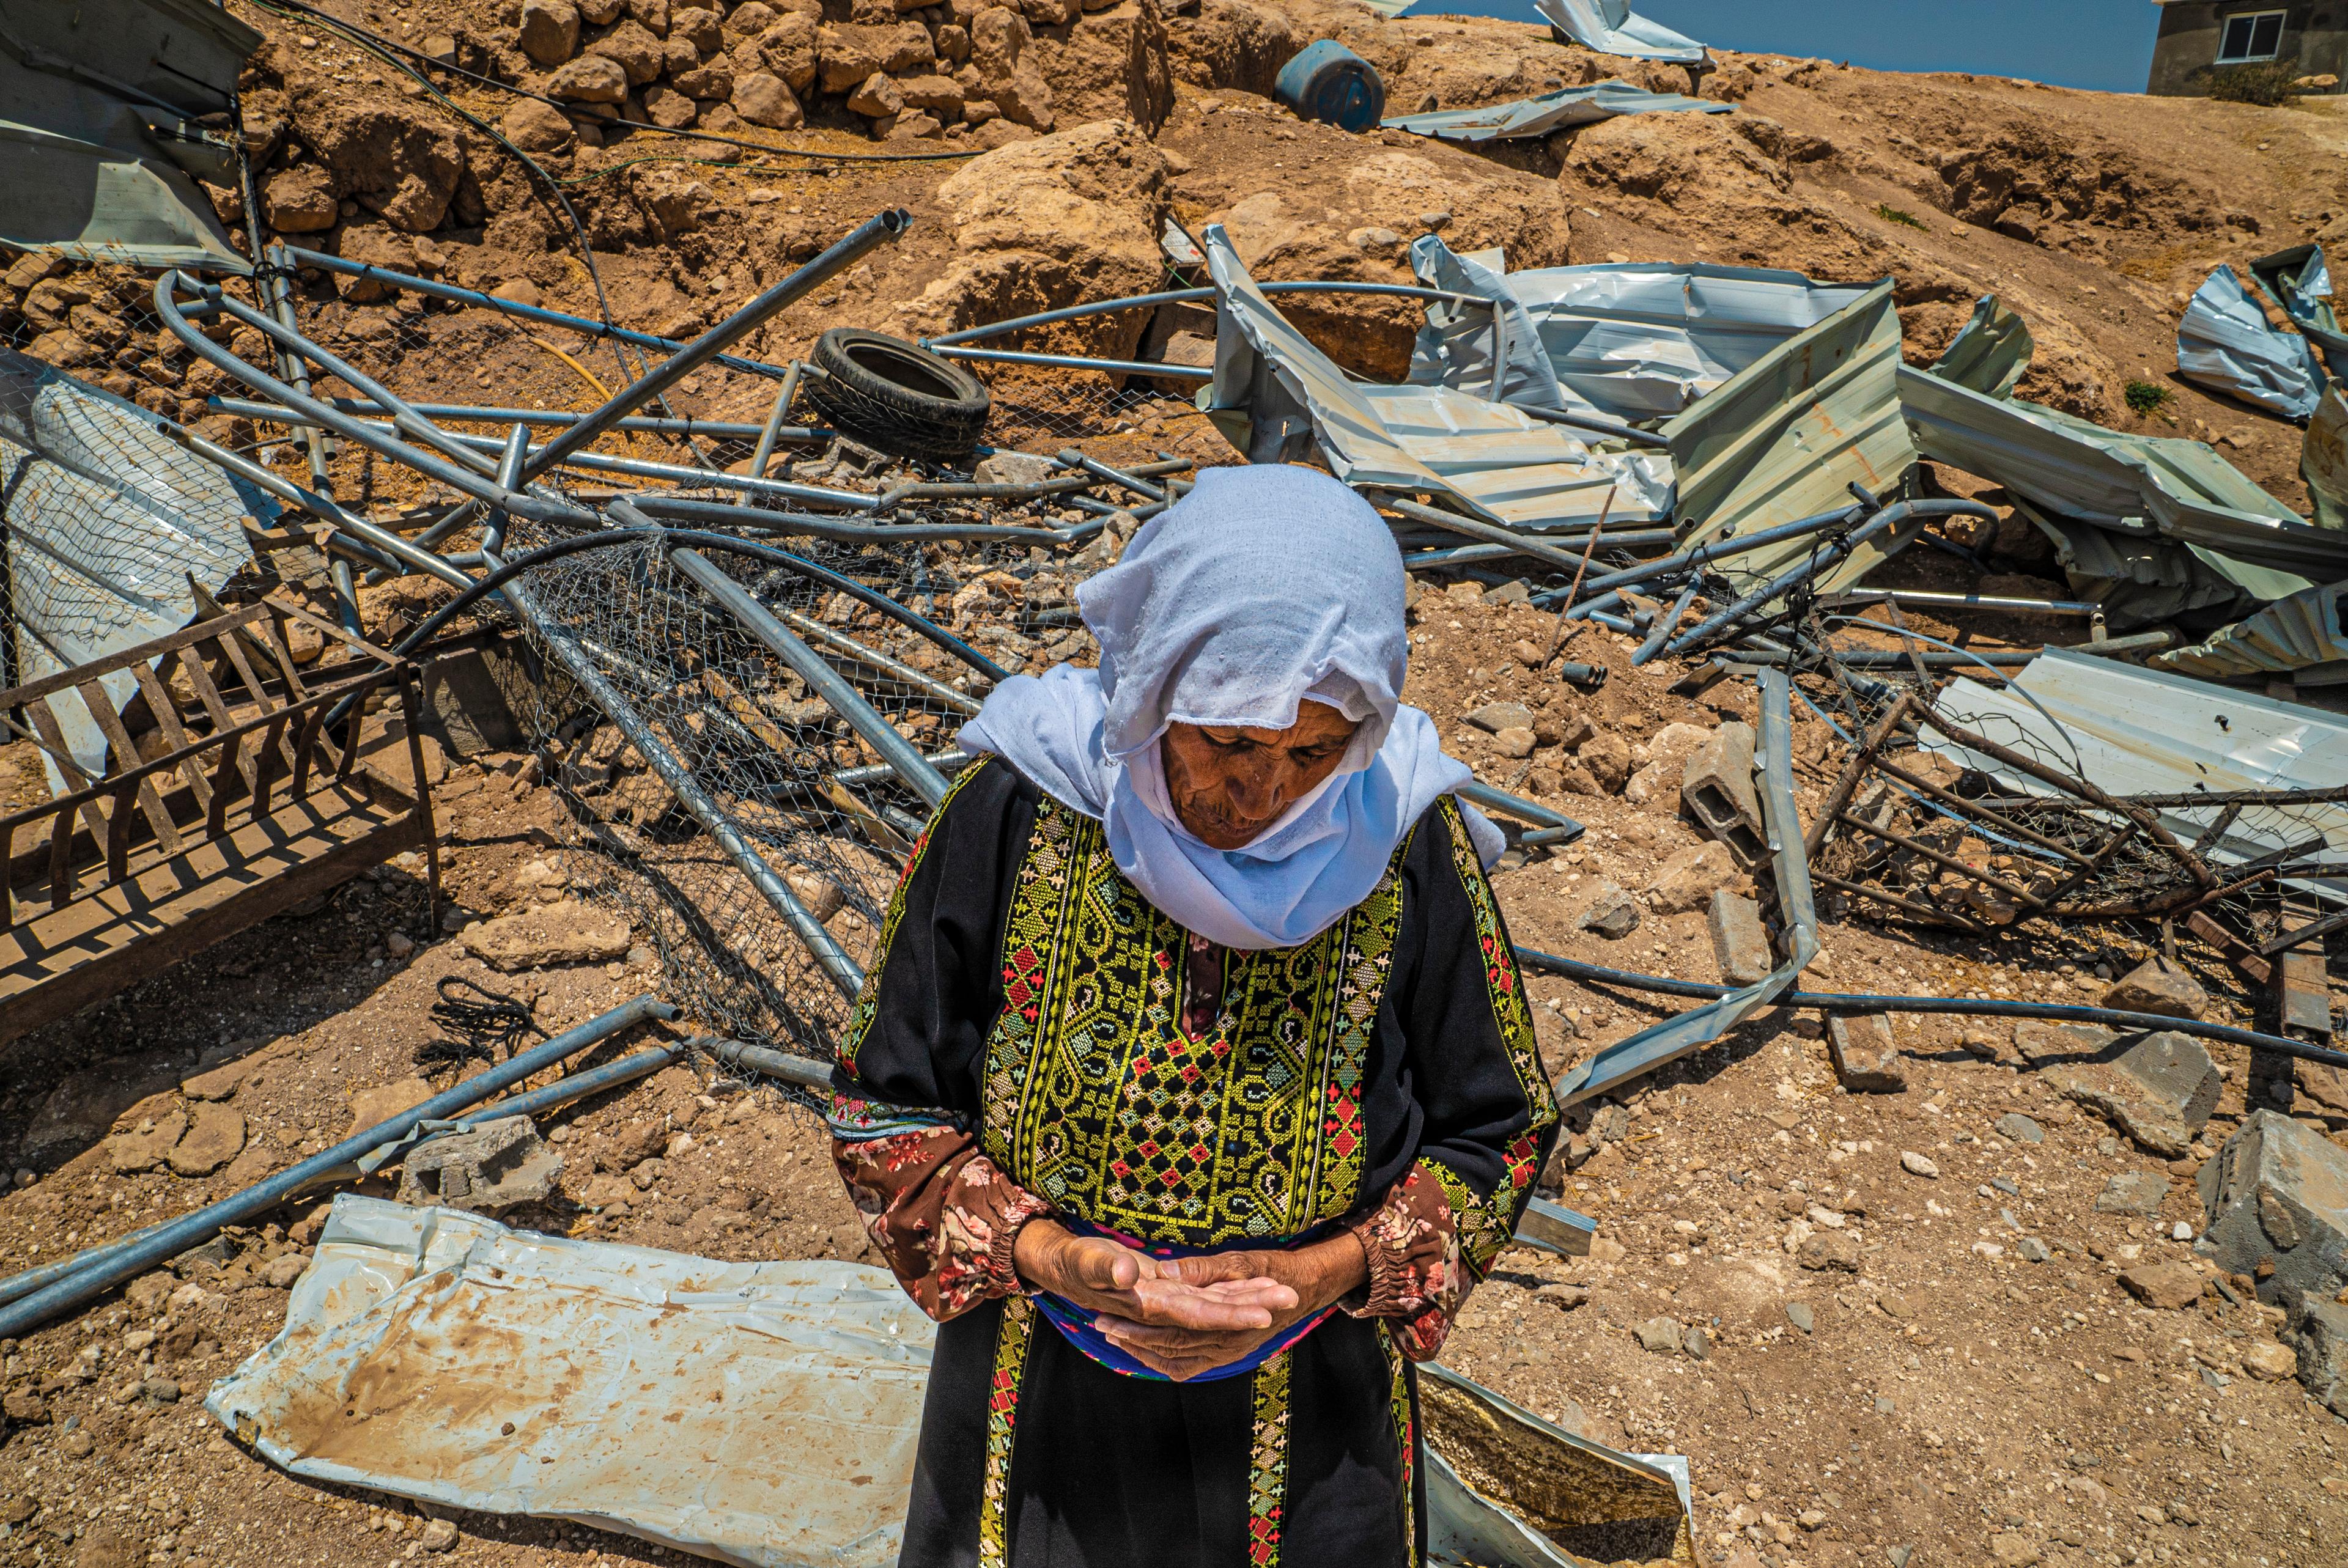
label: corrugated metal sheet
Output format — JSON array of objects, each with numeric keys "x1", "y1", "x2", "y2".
[
  {"x1": 1899, "y1": 364, "x2": 2341, "y2": 586},
  {"x1": 1383, "y1": 79, "x2": 1726, "y2": 144},
  {"x1": 2011, "y1": 496, "x2": 2275, "y2": 632},
  {"x1": 1930, "y1": 295, "x2": 2032, "y2": 400},
  {"x1": 2175, "y1": 265, "x2": 2325, "y2": 419},
  {"x1": 2306, "y1": 381, "x2": 2348, "y2": 531},
  {"x1": 1533, "y1": 0, "x2": 1707, "y2": 64},
  {"x1": 2150, "y1": 580, "x2": 2348, "y2": 686},
  {"x1": 1664, "y1": 281, "x2": 1919, "y2": 595},
  {"x1": 1408, "y1": 242, "x2": 1874, "y2": 421},
  {"x1": 0, "y1": 0, "x2": 258, "y2": 271},
  {"x1": 1921, "y1": 649, "x2": 2348, "y2": 900},
  {"x1": 1200, "y1": 224, "x2": 1674, "y2": 530},
  {"x1": 2250, "y1": 243, "x2": 2348, "y2": 380}
]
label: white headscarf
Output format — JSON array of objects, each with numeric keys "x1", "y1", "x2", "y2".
[{"x1": 958, "y1": 464, "x2": 1502, "y2": 950}]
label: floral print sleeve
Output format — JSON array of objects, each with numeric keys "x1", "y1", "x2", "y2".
[
  {"x1": 1345, "y1": 1161, "x2": 1467, "y2": 1362},
  {"x1": 830, "y1": 1114, "x2": 1052, "y2": 1322}
]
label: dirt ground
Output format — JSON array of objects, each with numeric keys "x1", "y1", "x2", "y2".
[{"x1": 7, "y1": 0, "x2": 2348, "y2": 1565}]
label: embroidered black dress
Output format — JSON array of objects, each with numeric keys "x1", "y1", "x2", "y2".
[{"x1": 827, "y1": 757, "x2": 1557, "y2": 1568}]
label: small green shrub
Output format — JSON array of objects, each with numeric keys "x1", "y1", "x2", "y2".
[
  {"x1": 2124, "y1": 379, "x2": 2174, "y2": 417},
  {"x1": 1875, "y1": 203, "x2": 1926, "y2": 230},
  {"x1": 2209, "y1": 63, "x2": 2297, "y2": 106}
]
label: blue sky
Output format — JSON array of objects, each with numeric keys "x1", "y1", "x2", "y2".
[{"x1": 1401, "y1": 0, "x2": 2161, "y2": 94}]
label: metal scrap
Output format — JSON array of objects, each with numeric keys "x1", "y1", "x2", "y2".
[
  {"x1": 1533, "y1": 0, "x2": 1708, "y2": 65},
  {"x1": 1383, "y1": 78, "x2": 1727, "y2": 143},
  {"x1": 2176, "y1": 263, "x2": 2327, "y2": 419}
]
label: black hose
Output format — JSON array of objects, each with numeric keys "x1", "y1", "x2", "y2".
[{"x1": 1514, "y1": 947, "x2": 2348, "y2": 1070}]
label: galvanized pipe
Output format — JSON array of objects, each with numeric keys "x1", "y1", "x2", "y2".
[
  {"x1": 0, "y1": 995, "x2": 677, "y2": 1339},
  {"x1": 524, "y1": 209, "x2": 910, "y2": 481},
  {"x1": 1541, "y1": 504, "x2": 1861, "y2": 611},
  {"x1": 921, "y1": 281, "x2": 1496, "y2": 348},
  {"x1": 625, "y1": 492, "x2": 1102, "y2": 547},
  {"x1": 748, "y1": 361, "x2": 807, "y2": 479},
  {"x1": 1370, "y1": 493, "x2": 1632, "y2": 576},
  {"x1": 934, "y1": 345, "x2": 1213, "y2": 380},
  {"x1": 1664, "y1": 502, "x2": 1989, "y2": 656},
  {"x1": 215, "y1": 396, "x2": 813, "y2": 444},
  {"x1": 413, "y1": 424, "x2": 880, "y2": 510},
  {"x1": 1822, "y1": 588, "x2": 2105, "y2": 617},
  {"x1": 764, "y1": 597, "x2": 982, "y2": 716},
  {"x1": 485, "y1": 422, "x2": 531, "y2": 560},
  {"x1": 1054, "y1": 447, "x2": 1171, "y2": 504}
]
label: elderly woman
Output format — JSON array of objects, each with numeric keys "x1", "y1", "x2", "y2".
[{"x1": 828, "y1": 465, "x2": 1557, "y2": 1568}]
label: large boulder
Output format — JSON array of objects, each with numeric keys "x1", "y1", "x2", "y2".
[
  {"x1": 969, "y1": 8, "x2": 1052, "y2": 131},
  {"x1": 587, "y1": 19, "x2": 666, "y2": 85},
  {"x1": 2198, "y1": 1110, "x2": 2348, "y2": 1314},
  {"x1": 731, "y1": 71, "x2": 804, "y2": 130},
  {"x1": 1030, "y1": 0, "x2": 1173, "y2": 135},
  {"x1": 898, "y1": 120, "x2": 1171, "y2": 355},
  {"x1": 550, "y1": 53, "x2": 630, "y2": 102},
  {"x1": 519, "y1": 0, "x2": 582, "y2": 65}
]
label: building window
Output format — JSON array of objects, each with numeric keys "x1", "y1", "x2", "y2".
[{"x1": 2217, "y1": 9, "x2": 2288, "y2": 62}]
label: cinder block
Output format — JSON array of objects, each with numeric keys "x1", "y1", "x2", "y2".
[{"x1": 1680, "y1": 720, "x2": 1766, "y2": 867}]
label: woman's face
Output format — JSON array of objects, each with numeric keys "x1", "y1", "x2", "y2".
[{"x1": 1160, "y1": 702, "x2": 1362, "y2": 851}]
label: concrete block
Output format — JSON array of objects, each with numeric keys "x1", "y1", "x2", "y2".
[
  {"x1": 1707, "y1": 889, "x2": 1772, "y2": 986},
  {"x1": 2043, "y1": 1029, "x2": 2221, "y2": 1158},
  {"x1": 1825, "y1": 1014, "x2": 1907, "y2": 1093},
  {"x1": 2196, "y1": 1109, "x2": 2348, "y2": 1316},
  {"x1": 1679, "y1": 720, "x2": 1766, "y2": 866},
  {"x1": 397, "y1": 1116, "x2": 564, "y2": 1212}
]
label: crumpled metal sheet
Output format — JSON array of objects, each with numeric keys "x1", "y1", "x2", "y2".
[
  {"x1": 1554, "y1": 669, "x2": 1817, "y2": 1105},
  {"x1": 2010, "y1": 496, "x2": 2276, "y2": 633},
  {"x1": 0, "y1": 0, "x2": 257, "y2": 270},
  {"x1": 2306, "y1": 380, "x2": 2348, "y2": 531},
  {"x1": 1383, "y1": 78, "x2": 1726, "y2": 143},
  {"x1": 1533, "y1": 0, "x2": 1707, "y2": 64},
  {"x1": 2149, "y1": 579, "x2": 2348, "y2": 686},
  {"x1": 1899, "y1": 363, "x2": 2341, "y2": 586},
  {"x1": 1930, "y1": 294, "x2": 2032, "y2": 400},
  {"x1": 2250, "y1": 243, "x2": 2348, "y2": 380},
  {"x1": 1199, "y1": 224, "x2": 1674, "y2": 530},
  {"x1": 207, "y1": 1196, "x2": 937, "y2": 1568},
  {"x1": 1664, "y1": 281, "x2": 1919, "y2": 597},
  {"x1": 2176, "y1": 265, "x2": 2326, "y2": 420},
  {"x1": 1921, "y1": 650, "x2": 2348, "y2": 897},
  {"x1": 1421, "y1": 1364, "x2": 1697, "y2": 1567},
  {"x1": 0, "y1": 348, "x2": 259, "y2": 779},
  {"x1": 1408, "y1": 240, "x2": 1874, "y2": 421}
]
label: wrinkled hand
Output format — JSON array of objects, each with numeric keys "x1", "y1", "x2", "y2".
[
  {"x1": 1093, "y1": 1234, "x2": 1369, "y2": 1383},
  {"x1": 1013, "y1": 1221, "x2": 1296, "y2": 1367}
]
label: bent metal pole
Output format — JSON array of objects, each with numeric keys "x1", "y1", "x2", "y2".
[
  {"x1": 522, "y1": 209, "x2": 910, "y2": 482},
  {"x1": 0, "y1": 995, "x2": 676, "y2": 1339}
]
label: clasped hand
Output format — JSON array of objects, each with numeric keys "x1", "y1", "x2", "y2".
[{"x1": 1012, "y1": 1219, "x2": 1367, "y2": 1382}]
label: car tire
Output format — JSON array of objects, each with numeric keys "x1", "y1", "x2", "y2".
[{"x1": 804, "y1": 328, "x2": 991, "y2": 465}]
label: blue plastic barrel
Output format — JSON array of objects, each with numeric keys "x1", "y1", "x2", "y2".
[{"x1": 1272, "y1": 40, "x2": 1387, "y2": 134}]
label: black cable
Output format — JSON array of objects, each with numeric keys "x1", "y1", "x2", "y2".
[
  {"x1": 247, "y1": 0, "x2": 982, "y2": 165},
  {"x1": 418, "y1": 976, "x2": 545, "y2": 1067},
  {"x1": 1514, "y1": 947, "x2": 2348, "y2": 1070}
]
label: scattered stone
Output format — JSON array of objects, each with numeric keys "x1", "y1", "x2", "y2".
[
  {"x1": 2012, "y1": 1019, "x2": 2116, "y2": 1066},
  {"x1": 1993, "y1": 1113, "x2": 2045, "y2": 1145},
  {"x1": 1987, "y1": 1534, "x2": 2042, "y2": 1567},
  {"x1": 1491, "y1": 726, "x2": 1537, "y2": 759},
  {"x1": 2197, "y1": 1110, "x2": 2348, "y2": 1312},
  {"x1": 397, "y1": 1116, "x2": 564, "y2": 1213},
  {"x1": 1707, "y1": 890, "x2": 1771, "y2": 986},
  {"x1": 518, "y1": 0, "x2": 582, "y2": 66},
  {"x1": 2101, "y1": 956, "x2": 2208, "y2": 1020},
  {"x1": 1574, "y1": 882, "x2": 1640, "y2": 940},
  {"x1": 59, "y1": 1429, "x2": 94, "y2": 1457},
  {"x1": 1886, "y1": 1548, "x2": 1913, "y2": 1568},
  {"x1": 164, "y1": 1102, "x2": 246, "y2": 1177},
  {"x1": 139, "y1": 1377, "x2": 182, "y2": 1404},
  {"x1": 548, "y1": 53, "x2": 631, "y2": 103},
  {"x1": 1784, "y1": 1300, "x2": 1814, "y2": 1333},
  {"x1": 1876, "y1": 1290, "x2": 1911, "y2": 1320},
  {"x1": 1683, "y1": 1324, "x2": 1712, "y2": 1360},
  {"x1": 2095, "y1": 1171, "x2": 2169, "y2": 1216},
  {"x1": 2288, "y1": 1298, "x2": 2348, "y2": 1417},
  {"x1": 1534, "y1": 1282, "x2": 1590, "y2": 1309},
  {"x1": 1800, "y1": 1231, "x2": 1859, "y2": 1272},
  {"x1": 2017, "y1": 1237, "x2": 2051, "y2": 1263},
  {"x1": 1646, "y1": 841, "x2": 1737, "y2": 915},
  {"x1": 459, "y1": 899, "x2": 633, "y2": 969},
  {"x1": 1467, "y1": 701, "x2": 1537, "y2": 735},
  {"x1": 2240, "y1": 1340, "x2": 2297, "y2": 1380},
  {"x1": 1826, "y1": 1014, "x2": 1907, "y2": 1093},
  {"x1": 1, "y1": 1388, "x2": 48, "y2": 1424},
  {"x1": 1636, "y1": 1316, "x2": 1682, "y2": 1354},
  {"x1": 2117, "y1": 1261, "x2": 2203, "y2": 1310},
  {"x1": 106, "y1": 1108, "x2": 188, "y2": 1174},
  {"x1": 265, "y1": 1253, "x2": 308, "y2": 1289},
  {"x1": 1900, "y1": 1150, "x2": 1939, "y2": 1179},
  {"x1": 421, "y1": 1518, "x2": 460, "y2": 1553},
  {"x1": 1578, "y1": 731, "x2": 1633, "y2": 792},
  {"x1": 349, "y1": 1077, "x2": 437, "y2": 1136}
]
